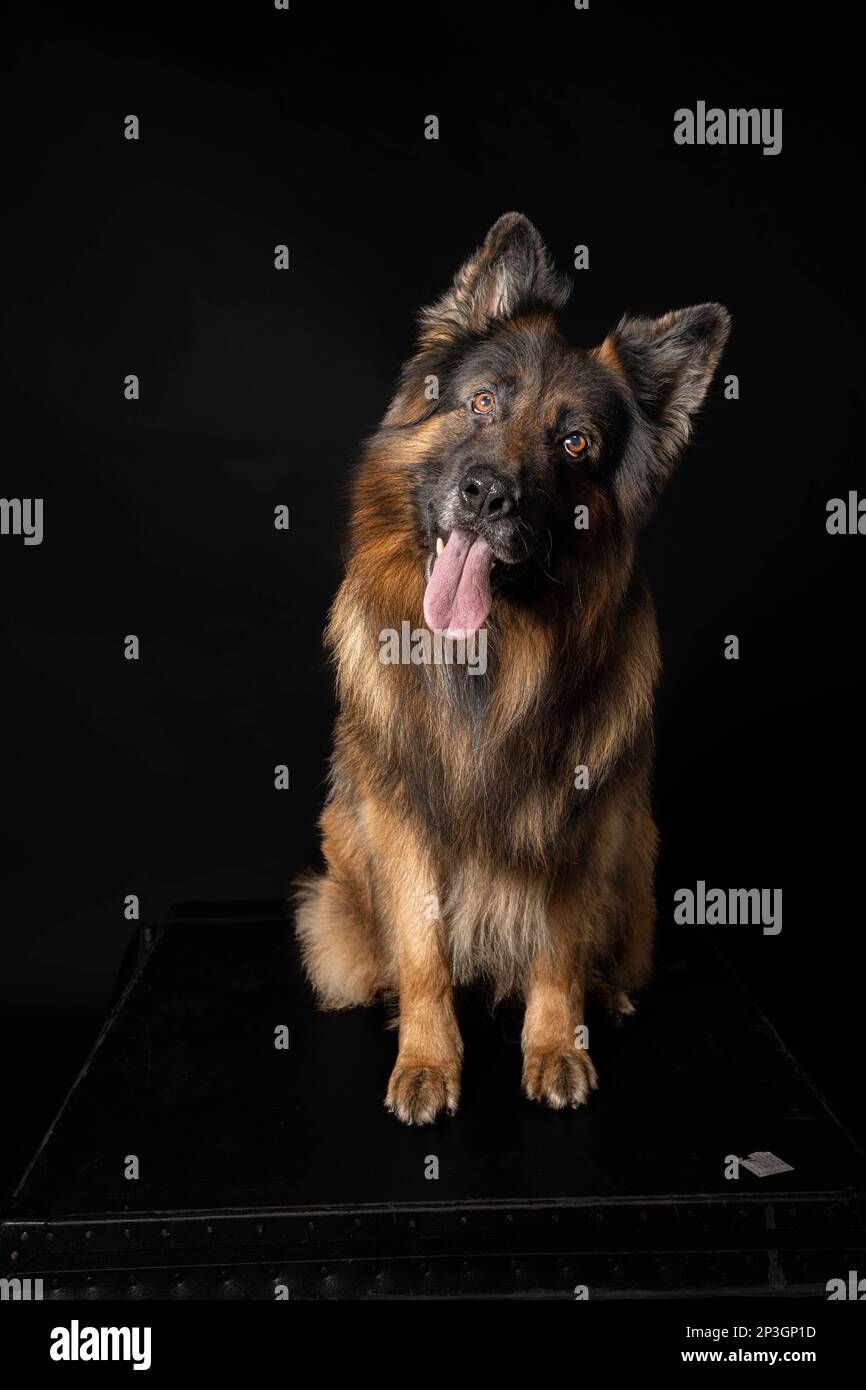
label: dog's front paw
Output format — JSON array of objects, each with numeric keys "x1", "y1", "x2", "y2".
[
  {"x1": 385, "y1": 1059, "x2": 460, "y2": 1125},
  {"x1": 522, "y1": 1047, "x2": 598, "y2": 1110}
]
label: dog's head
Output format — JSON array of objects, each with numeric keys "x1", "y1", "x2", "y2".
[{"x1": 379, "y1": 213, "x2": 729, "y2": 637}]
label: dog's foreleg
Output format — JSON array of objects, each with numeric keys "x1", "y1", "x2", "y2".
[
  {"x1": 373, "y1": 815, "x2": 462, "y2": 1125},
  {"x1": 521, "y1": 903, "x2": 598, "y2": 1109}
]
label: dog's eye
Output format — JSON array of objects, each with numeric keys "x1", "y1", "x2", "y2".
[
  {"x1": 471, "y1": 390, "x2": 496, "y2": 415},
  {"x1": 564, "y1": 432, "x2": 588, "y2": 458}
]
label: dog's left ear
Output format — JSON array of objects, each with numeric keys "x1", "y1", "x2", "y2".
[
  {"x1": 603, "y1": 303, "x2": 731, "y2": 474},
  {"x1": 419, "y1": 212, "x2": 572, "y2": 347}
]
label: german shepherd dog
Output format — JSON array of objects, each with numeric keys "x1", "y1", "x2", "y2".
[{"x1": 296, "y1": 213, "x2": 729, "y2": 1124}]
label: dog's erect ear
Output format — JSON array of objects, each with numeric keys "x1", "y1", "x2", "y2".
[
  {"x1": 605, "y1": 303, "x2": 731, "y2": 465},
  {"x1": 419, "y1": 212, "x2": 572, "y2": 347}
]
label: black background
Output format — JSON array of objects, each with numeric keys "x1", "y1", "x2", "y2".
[{"x1": 1, "y1": 4, "x2": 863, "y2": 1203}]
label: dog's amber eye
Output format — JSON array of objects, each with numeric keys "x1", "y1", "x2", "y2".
[
  {"x1": 471, "y1": 390, "x2": 496, "y2": 415},
  {"x1": 564, "y1": 432, "x2": 588, "y2": 458}
]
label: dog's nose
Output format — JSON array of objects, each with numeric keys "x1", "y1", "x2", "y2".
[{"x1": 459, "y1": 467, "x2": 519, "y2": 519}]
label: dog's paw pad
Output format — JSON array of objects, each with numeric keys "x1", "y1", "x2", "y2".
[
  {"x1": 522, "y1": 1048, "x2": 598, "y2": 1110},
  {"x1": 385, "y1": 1061, "x2": 460, "y2": 1125}
]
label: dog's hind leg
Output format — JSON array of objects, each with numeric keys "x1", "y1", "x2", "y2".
[
  {"x1": 608, "y1": 799, "x2": 658, "y2": 994},
  {"x1": 589, "y1": 977, "x2": 638, "y2": 1024},
  {"x1": 586, "y1": 795, "x2": 657, "y2": 1027},
  {"x1": 294, "y1": 797, "x2": 388, "y2": 1009}
]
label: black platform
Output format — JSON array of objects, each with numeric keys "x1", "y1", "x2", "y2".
[{"x1": 2, "y1": 901, "x2": 864, "y2": 1299}]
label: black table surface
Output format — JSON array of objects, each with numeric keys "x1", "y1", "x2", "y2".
[{"x1": 5, "y1": 900, "x2": 864, "y2": 1228}]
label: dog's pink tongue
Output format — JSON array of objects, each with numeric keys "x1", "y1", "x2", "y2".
[{"x1": 423, "y1": 528, "x2": 494, "y2": 636}]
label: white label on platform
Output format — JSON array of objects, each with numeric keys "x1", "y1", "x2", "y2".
[{"x1": 740, "y1": 1150, "x2": 794, "y2": 1177}]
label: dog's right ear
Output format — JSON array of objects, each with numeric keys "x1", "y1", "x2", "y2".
[
  {"x1": 418, "y1": 213, "x2": 572, "y2": 348},
  {"x1": 382, "y1": 214, "x2": 570, "y2": 430}
]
